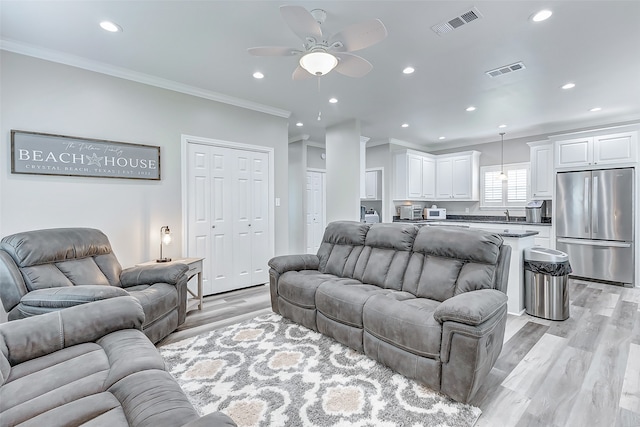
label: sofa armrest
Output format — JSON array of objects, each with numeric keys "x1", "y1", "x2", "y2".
[
  {"x1": 0, "y1": 296, "x2": 144, "y2": 366},
  {"x1": 433, "y1": 289, "x2": 507, "y2": 326},
  {"x1": 268, "y1": 254, "x2": 319, "y2": 274},
  {"x1": 181, "y1": 412, "x2": 237, "y2": 427},
  {"x1": 120, "y1": 263, "x2": 189, "y2": 288}
]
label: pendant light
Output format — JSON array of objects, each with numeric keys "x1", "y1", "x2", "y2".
[{"x1": 498, "y1": 132, "x2": 508, "y2": 181}]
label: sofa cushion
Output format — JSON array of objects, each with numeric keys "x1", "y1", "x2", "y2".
[
  {"x1": 363, "y1": 292, "x2": 442, "y2": 359},
  {"x1": 402, "y1": 227, "x2": 502, "y2": 301},
  {"x1": 277, "y1": 270, "x2": 337, "y2": 309},
  {"x1": 19, "y1": 286, "x2": 129, "y2": 310},
  {"x1": 316, "y1": 279, "x2": 394, "y2": 328},
  {"x1": 125, "y1": 283, "x2": 179, "y2": 328},
  {"x1": 317, "y1": 221, "x2": 369, "y2": 277},
  {"x1": 352, "y1": 223, "x2": 417, "y2": 290}
]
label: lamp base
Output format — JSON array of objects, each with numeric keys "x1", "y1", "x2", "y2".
[{"x1": 156, "y1": 258, "x2": 172, "y2": 263}]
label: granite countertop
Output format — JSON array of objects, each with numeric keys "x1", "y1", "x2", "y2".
[
  {"x1": 393, "y1": 214, "x2": 552, "y2": 227},
  {"x1": 392, "y1": 218, "x2": 540, "y2": 238}
]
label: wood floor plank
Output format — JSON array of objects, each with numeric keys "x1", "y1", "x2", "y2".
[
  {"x1": 566, "y1": 323, "x2": 631, "y2": 427},
  {"x1": 523, "y1": 345, "x2": 593, "y2": 427},
  {"x1": 494, "y1": 322, "x2": 549, "y2": 374},
  {"x1": 616, "y1": 407, "x2": 640, "y2": 427},
  {"x1": 567, "y1": 311, "x2": 608, "y2": 352},
  {"x1": 474, "y1": 386, "x2": 530, "y2": 427},
  {"x1": 502, "y1": 333, "x2": 567, "y2": 398},
  {"x1": 619, "y1": 342, "x2": 640, "y2": 413}
]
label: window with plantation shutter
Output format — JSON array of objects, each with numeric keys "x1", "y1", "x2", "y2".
[{"x1": 480, "y1": 163, "x2": 530, "y2": 208}]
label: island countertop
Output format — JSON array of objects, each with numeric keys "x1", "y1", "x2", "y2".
[{"x1": 392, "y1": 219, "x2": 539, "y2": 238}]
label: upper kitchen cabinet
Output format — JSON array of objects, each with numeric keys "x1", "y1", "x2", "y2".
[
  {"x1": 555, "y1": 131, "x2": 637, "y2": 169},
  {"x1": 394, "y1": 150, "x2": 436, "y2": 200},
  {"x1": 363, "y1": 169, "x2": 381, "y2": 200},
  {"x1": 435, "y1": 151, "x2": 480, "y2": 200},
  {"x1": 528, "y1": 141, "x2": 553, "y2": 199}
]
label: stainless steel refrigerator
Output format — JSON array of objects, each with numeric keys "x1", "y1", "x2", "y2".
[{"x1": 555, "y1": 168, "x2": 634, "y2": 285}]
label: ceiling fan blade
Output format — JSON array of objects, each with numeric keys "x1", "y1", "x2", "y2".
[
  {"x1": 248, "y1": 46, "x2": 302, "y2": 56},
  {"x1": 292, "y1": 65, "x2": 314, "y2": 80},
  {"x1": 329, "y1": 19, "x2": 387, "y2": 52},
  {"x1": 334, "y1": 53, "x2": 373, "y2": 78},
  {"x1": 280, "y1": 5, "x2": 323, "y2": 42}
]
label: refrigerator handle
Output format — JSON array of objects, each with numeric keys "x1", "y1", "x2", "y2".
[
  {"x1": 584, "y1": 177, "x2": 590, "y2": 234},
  {"x1": 592, "y1": 176, "x2": 598, "y2": 235}
]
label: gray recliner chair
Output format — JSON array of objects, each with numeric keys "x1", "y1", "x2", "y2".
[{"x1": 0, "y1": 227, "x2": 188, "y2": 344}]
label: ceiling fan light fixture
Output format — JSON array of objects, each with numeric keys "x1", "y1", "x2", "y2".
[{"x1": 299, "y1": 51, "x2": 338, "y2": 76}]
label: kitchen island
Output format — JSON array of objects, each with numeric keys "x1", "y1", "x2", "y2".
[{"x1": 394, "y1": 220, "x2": 537, "y2": 315}]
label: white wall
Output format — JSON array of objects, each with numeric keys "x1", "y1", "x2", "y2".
[
  {"x1": 0, "y1": 52, "x2": 290, "y2": 268},
  {"x1": 306, "y1": 145, "x2": 326, "y2": 170},
  {"x1": 325, "y1": 119, "x2": 361, "y2": 223}
]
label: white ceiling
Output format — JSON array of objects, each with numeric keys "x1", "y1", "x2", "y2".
[{"x1": 1, "y1": 1, "x2": 639, "y2": 149}]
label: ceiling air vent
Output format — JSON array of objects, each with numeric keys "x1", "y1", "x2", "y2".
[
  {"x1": 431, "y1": 7, "x2": 483, "y2": 36},
  {"x1": 485, "y1": 62, "x2": 527, "y2": 78}
]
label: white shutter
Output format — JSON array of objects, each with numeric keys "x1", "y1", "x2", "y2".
[
  {"x1": 507, "y1": 168, "x2": 528, "y2": 203},
  {"x1": 480, "y1": 163, "x2": 530, "y2": 208},
  {"x1": 483, "y1": 170, "x2": 503, "y2": 205}
]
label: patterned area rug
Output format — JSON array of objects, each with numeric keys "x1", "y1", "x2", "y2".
[{"x1": 160, "y1": 313, "x2": 481, "y2": 427}]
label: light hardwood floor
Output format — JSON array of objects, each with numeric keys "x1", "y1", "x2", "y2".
[{"x1": 159, "y1": 279, "x2": 640, "y2": 426}]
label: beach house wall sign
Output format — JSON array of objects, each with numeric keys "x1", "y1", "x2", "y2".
[{"x1": 11, "y1": 130, "x2": 161, "y2": 180}]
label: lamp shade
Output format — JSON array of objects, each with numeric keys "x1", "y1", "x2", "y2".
[{"x1": 299, "y1": 51, "x2": 338, "y2": 76}]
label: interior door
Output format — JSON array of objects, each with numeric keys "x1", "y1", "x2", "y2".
[{"x1": 306, "y1": 171, "x2": 325, "y2": 254}]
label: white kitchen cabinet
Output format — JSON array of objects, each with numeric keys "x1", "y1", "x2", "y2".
[
  {"x1": 593, "y1": 132, "x2": 637, "y2": 165},
  {"x1": 422, "y1": 156, "x2": 436, "y2": 199},
  {"x1": 394, "y1": 150, "x2": 436, "y2": 200},
  {"x1": 555, "y1": 131, "x2": 637, "y2": 168},
  {"x1": 363, "y1": 170, "x2": 380, "y2": 200},
  {"x1": 528, "y1": 141, "x2": 553, "y2": 199},
  {"x1": 435, "y1": 151, "x2": 480, "y2": 200}
]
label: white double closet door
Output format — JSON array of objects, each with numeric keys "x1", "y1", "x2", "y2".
[{"x1": 187, "y1": 142, "x2": 271, "y2": 295}]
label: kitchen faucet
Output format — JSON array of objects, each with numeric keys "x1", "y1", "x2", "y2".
[{"x1": 504, "y1": 209, "x2": 510, "y2": 222}]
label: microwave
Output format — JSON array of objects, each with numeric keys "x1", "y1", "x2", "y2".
[
  {"x1": 425, "y1": 208, "x2": 446, "y2": 219},
  {"x1": 399, "y1": 205, "x2": 423, "y2": 220}
]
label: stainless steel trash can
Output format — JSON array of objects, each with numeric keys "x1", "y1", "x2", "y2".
[{"x1": 524, "y1": 247, "x2": 572, "y2": 321}]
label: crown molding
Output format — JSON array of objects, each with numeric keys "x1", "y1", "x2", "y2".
[{"x1": 1, "y1": 38, "x2": 291, "y2": 119}]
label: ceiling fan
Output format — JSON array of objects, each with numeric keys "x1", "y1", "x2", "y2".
[{"x1": 248, "y1": 5, "x2": 387, "y2": 80}]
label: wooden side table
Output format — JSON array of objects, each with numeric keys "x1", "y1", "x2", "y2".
[{"x1": 136, "y1": 257, "x2": 204, "y2": 312}]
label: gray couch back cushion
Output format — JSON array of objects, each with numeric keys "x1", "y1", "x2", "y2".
[
  {"x1": 0, "y1": 228, "x2": 123, "y2": 291},
  {"x1": 402, "y1": 227, "x2": 503, "y2": 301},
  {"x1": 352, "y1": 223, "x2": 418, "y2": 290},
  {"x1": 317, "y1": 221, "x2": 370, "y2": 278}
]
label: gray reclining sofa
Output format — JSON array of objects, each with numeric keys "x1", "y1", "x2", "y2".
[
  {"x1": 0, "y1": 296, "x2": 236, "y2": 426},
  {"x1": 0, "y1": 228, "x2": 188, "y2": 344},
  {"x1": 268, "y1": 221, "x2": 511, "y2": 403}
]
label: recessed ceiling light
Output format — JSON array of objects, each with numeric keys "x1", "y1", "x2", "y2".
[
  {"x1": 590, "y1": 107, "x2": 602, "y2": 112},
  {"x1": 498, "y1": 124, "x2": 507, "y2": 128},
  {"x1": 296, "y1": 122, "x2": 303, "y2": 127},
  {"x1": 562, "y1": 82, "x2": 576, "y2": 90},
  {"x1": 438, "y1": 136, "x2": 446, "y2": 140},
  {"x1": 401, "y1": 123, "x2": 409, "y2": 128},
  {"x1": 532, "y1": 10, "x2": 553, "y2": 22},
  {"x1": 253, "y1": 71, "x2": 264, "y2": 79},
  {"x1": 99, "y1": 21, "x2": 122, "y2": 33},
  {"x1": 466, "y1": 106, "x2": 476, "y2": 112},
  {"x1": 403, "y1": 66, "x2": 415, "y2": 74},
  {"x1": 329, "y1": 97, "x2": 338, "y2": 104}
]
